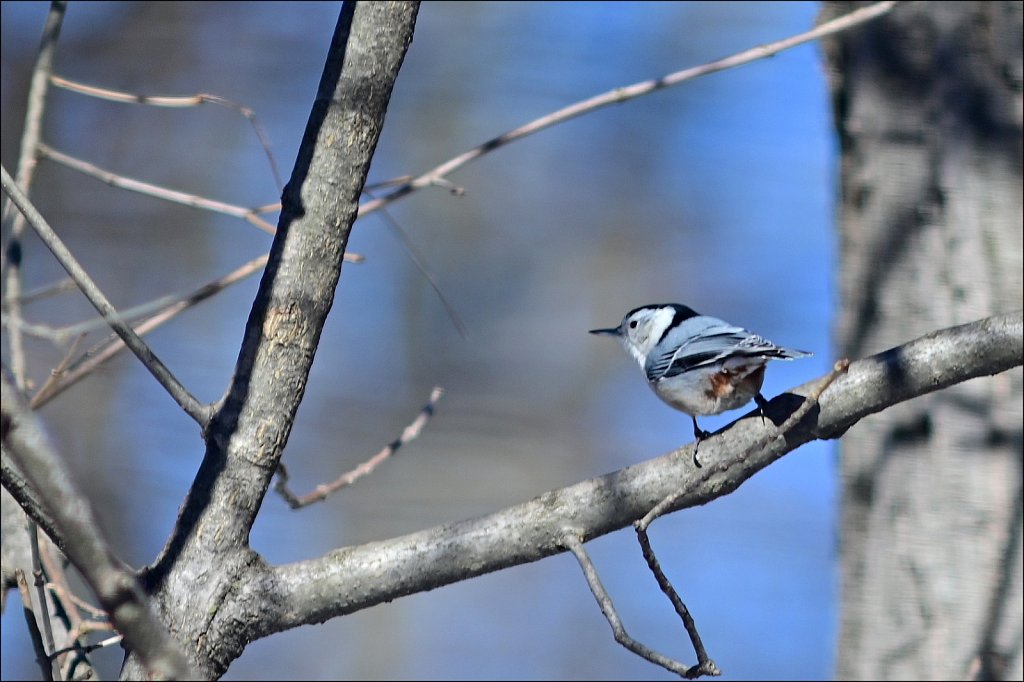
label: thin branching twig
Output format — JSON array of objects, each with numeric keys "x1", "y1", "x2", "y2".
[
  {"x1": 28, "y1": 334, "x2": 83, "y2": 397},
  {"x1": 49, "y1": 74, "x2": 285, "y2": 190},
  {"x1": 366, "y1": 198, "x2": 469, "y2": 339},
  {"x1": 275, "y1": 386, "x2": 444, "y2": 508},
  {"x1": 563, "y1": 533, "x2": 714, "y2": 679},
  {"x1": 620, "y1": 360, "x2": 851, "y2": 678},
  {"x1": 49, "y1": 633, "x2": 123, "y2": 661},
  {"x1": 37, "y1": 143, "x2": 279, "y2": 234},
  {"x1": 2, "y1": 0, "x2": 67, "y2": 392},
  {"x1": 3, "y1": 369, "x2": 195, "y2": 679},
  {"x1": 16, "y1": 568, "x2": 55, "y2": 681},
  {"x1": 28, "y1": 253, "x2": 270, "y2": 408},
  {"x1": 39, "y1": 538, "x2": 99, "y2": 677},
  {"x1": 634, "y1": 528, "x2": 719, "y2": 678},
  {"x1": 12, "y1": 277, "x2": 76, "y2": 304},
  {"x1": 1, "y1": 164, "x2": 210, "y2": 426},
  {"x1": 355, "y1": 1, "x2": 898, "y2": 220},
  {"x1": 28, "y1": 523, "x2": 57, "y2": 667}
]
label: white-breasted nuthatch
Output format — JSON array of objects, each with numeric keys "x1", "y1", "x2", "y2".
[{"x1": 590, "y1": 303, "x2": 811, "y2": 464}]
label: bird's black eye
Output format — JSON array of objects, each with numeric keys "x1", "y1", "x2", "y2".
[{"x1": 629, "y1": 320, "x2": 638, "y2": 329}]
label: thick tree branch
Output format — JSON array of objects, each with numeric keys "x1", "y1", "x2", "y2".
[
  {"x1": 122, "y1": 4, "x2": 420, "y2": 678},
  {"x1": 231, "y1": 312, "x2": 1021, "y2": 641}
]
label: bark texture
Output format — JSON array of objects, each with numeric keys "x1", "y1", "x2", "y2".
[
  {"x1": 122, "y1": 3, "x2": 420, "y2": 678},
  {"x1": 823, "y1": 2, "x2": 1023, "y2": 679}
]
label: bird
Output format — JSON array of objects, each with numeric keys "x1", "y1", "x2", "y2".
[{"x1": 589, "y1": 303, "x2": 811, "y2": 465}]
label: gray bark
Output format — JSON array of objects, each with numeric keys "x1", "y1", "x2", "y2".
[
  {"x1": 120, "y1": 3, "x2": 420, "y2": 678},
  {"x1": 822, "y1": 2, "x2": 1023, "y2": 679}
]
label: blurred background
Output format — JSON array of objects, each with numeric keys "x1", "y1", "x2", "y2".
[{"x1": 2, "y1": 2, "x2": 839, "y2": 679}]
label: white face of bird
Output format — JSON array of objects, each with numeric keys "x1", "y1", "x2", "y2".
[{"x1": 590, "y1": 306, "x2": 676, "y2": 366}]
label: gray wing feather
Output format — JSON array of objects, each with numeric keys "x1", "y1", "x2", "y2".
[{"x1": 645, "y1": 318, "x2": 808, "y2": 382}]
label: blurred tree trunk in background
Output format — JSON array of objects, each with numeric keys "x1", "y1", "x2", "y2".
[{"x1": 822, "y1": 2, "x2": 1023, "y2": 680}]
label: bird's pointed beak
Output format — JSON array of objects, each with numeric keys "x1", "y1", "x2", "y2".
[{"x1": 589, "y1": 326, "x2": 621, "y2": 337}]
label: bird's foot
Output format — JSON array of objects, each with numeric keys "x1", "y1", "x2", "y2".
[
  {"x1": 692, "y1": 418, "x2": 710, "y2": 468},
  {"x1": 754, "y1": 392, "x2": 770, "y2": 426}
]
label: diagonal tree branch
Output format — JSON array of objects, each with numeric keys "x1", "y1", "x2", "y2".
[
  {"x1": 1, "y1": 448, "x2": 65, "y2": 557},
  {"x1": 122, "y1": 4, "x2": 421, "y2": 678},
  {"x1": 229, "y1": 312, "x2": 1021, "y2": 646}
]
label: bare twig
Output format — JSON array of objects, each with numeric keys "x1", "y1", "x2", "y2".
[
  {"x1": 13, "y1": 277, "x2": 76, "y2": 304},
  {"x1": 50, "y1": 632, "x2": 123, "y2": 660},
  {"x1": 10, "y1": 304, "x2": 178, "y2": 342},
  {"x1": 364, "y1": 174, "x2": 413, "y2": 190},
  {"x1": 366, "y1": 198, "x2": 469, "y2": 338},
  {"x1": 275, "y1": 386, "x2": 444, "y2": 508},
  {"x1": 365, "y1": 174, "x2": 465, "y2": 195},
  {"x1": 2, "y1": 0, "x2": 67, "y2": 393},
  {"x1": 634, "y1": 528, "x2": 719, "y2": 678},
  {"x1": 11, "y1": 247, "x2": 358, "y2": 402},
  {"x1": 16, "y1": 568, "x2": 55, "y2": 681},
  {"x1": 355, "y1": 1, "x2": 898, "y2": 220},
  {"x1": 39, "y1": 536, "x2": 100, "y2": 678},
  {"x1": 49, "y1": 74, "x2": 285, "y2": 190},
  {"x1": 29, "y1": 522, "x2": 58, "y2": 668},
  {"x1": 38, "y1": 142, "x2": 280, "y2": 234},
  {"x1": 45, "y1": 579, "x2": 107, "y2": 620},
  {"x1": 2, "y1": 163, "x2": 211, "y2": 426},
  {"x1": 27, "y1": 253, "x2": 271, "y2": 408},
  {"x1": 12, "y1": 284, "x2": 256, "y2": 343},
  {"x1": 29, "y1": 333, "x2": 83, "y2": 399},
  {"x1": 428, "y1": 177, "x2": 466, "y2": 195},
  {"x1": 623, "y1": 361, "x2": 850, "y2": 677},
  {"x1": 563, "y1": 532, "x2": 712, "y2": 679}
]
